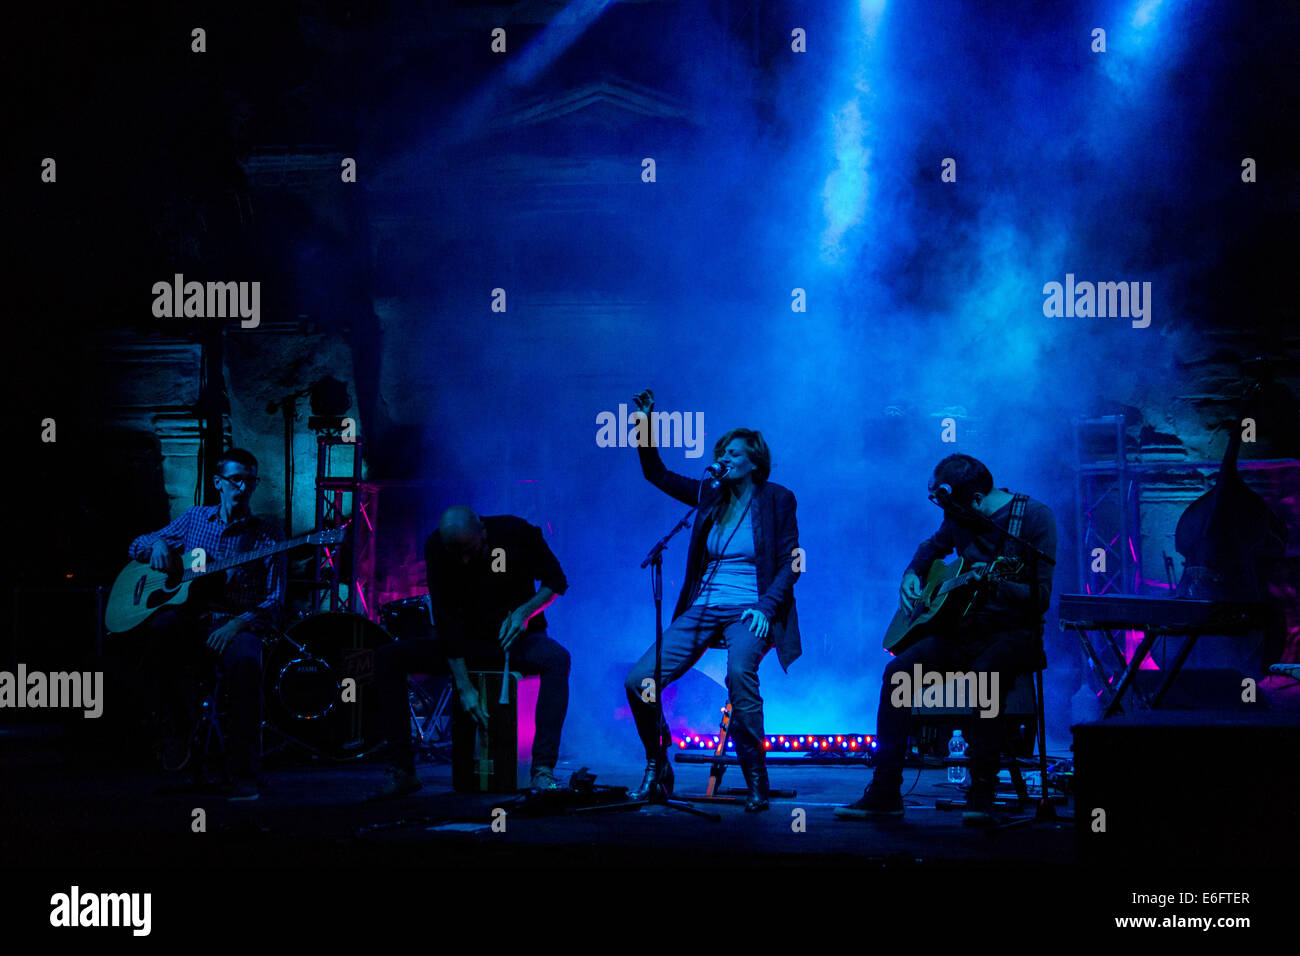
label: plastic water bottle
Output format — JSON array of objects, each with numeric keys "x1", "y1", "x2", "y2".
[{"x1": 947, "y1": 729, "x2": 968, "y2": 784}]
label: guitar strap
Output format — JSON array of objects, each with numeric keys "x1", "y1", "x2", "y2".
[
  {"x1": 997, "y1": 493, "x2": 1031, "y2": 592},
  {"x1": 1005, "y1": 493, "x2": 1029, "y2": 549},
  {"x1": 969, "y1": 493, "x2": 1030, "y2": 616}
]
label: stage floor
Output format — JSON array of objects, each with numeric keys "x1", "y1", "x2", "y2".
[
  {"x1": 0, "y1": 727, "x2": 1074, "y2": 869},
  {"x1": 12, "y1": 727, "x2": 1294, "y2": 939}
]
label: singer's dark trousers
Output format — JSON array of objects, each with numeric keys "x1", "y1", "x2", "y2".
[
  {"x1": 624, "y1": 603, "x2": 771, "y2": 770},
  {"x1": 375, "y1": 629, "x2": 570, "y2": 773},
  {"x1": 870, "y1": 622, "x2": 1041, "y2": 788}
]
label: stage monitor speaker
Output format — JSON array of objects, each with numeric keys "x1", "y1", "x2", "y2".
[{"x1": 1073, "y1": 712, "x2": 1300, "y2": 865}]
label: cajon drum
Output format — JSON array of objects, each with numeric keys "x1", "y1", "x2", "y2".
[{"x1": 451, "y1": 670, "x2": 538, "y2": 793}]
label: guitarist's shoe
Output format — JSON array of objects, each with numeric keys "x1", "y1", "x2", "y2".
[
  {"x1": 156, "y1": 714, "x2": 194, "y2": 772},
  {"x1": 961, "y1": 779, "x2": 1000, "y2": 827},
  {"x1": 834, "y1": 783, "x2": 904, "y2": 819},
  {"x1": 529, "y1": 766, "x2": 559, "y2": 791},
  {"x1": 227, "y1": 778, "x2": 260, "y2": 802},
  {"x1": 627, "y1": 759, "x2": 674, "y2": 801},
  {"x1": 367, "y1": 766, "x2": 423, "y2": 802},
  {"x1": 158, "y1": 731, "x2": 192, "y2": 773}
]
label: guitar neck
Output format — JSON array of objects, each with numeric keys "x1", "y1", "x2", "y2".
[
  {"x1": 181, "y1": 534, "x2": 311, "y2": 581},
  {"x1": 939, "y1": 562, "x2": 1017, "y2": 597},
  {"x1": 941, "y1": 568, "x2": 985, "y2": 594}
]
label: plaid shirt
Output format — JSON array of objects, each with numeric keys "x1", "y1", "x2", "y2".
[{"x1": 129, "y1": 505, "x2": 285, "y2": 630}]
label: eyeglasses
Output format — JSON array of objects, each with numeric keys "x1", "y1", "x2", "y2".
[{"x1": 217, "y1": 473, "x2": 259, "y2": 491}]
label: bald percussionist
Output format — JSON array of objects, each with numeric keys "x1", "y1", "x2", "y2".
[{"x1": 370, "y1": 507, "x2": 571, "y2": 798}]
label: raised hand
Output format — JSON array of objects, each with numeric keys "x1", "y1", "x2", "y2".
[{"x1": 633, "y1": 388, "x2": 655, "y2": 416}]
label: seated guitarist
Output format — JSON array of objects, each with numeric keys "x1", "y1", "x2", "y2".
[
  {"x1": 836, "y1": 454, "x2": 1056, "y2": 825},
  {"x1": 126, "y1": 448, "x2": 284, "y2": 800}
]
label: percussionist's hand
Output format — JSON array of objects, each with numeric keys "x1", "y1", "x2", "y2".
[
  {"x1": 741, "y1": 608, "x2": 770, "y2": 640},
  {"x1": 633, "y1": 388, "x2": 655, "y2": 417},
  {"x1": 498, "y1": 607, "x2": 529, "y2": 652},
  {"x1": 900, "y1": 571, "x2": 923, "y2": 611},
  {"x1": 458, "y1": 685, "x2": 490, "y2": 728}
]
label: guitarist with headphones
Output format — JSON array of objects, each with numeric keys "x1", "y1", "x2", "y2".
[
  {"x1": 124, "y1": 448, "x2": 285, "y2": 800},
  {"x1": 836, "y1": 454, "x2": 1056, "y2": 826}
]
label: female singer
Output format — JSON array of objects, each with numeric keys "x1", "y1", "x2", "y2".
[{"x1": 623, "y1": 388, "x2": 802, "y2": 811}]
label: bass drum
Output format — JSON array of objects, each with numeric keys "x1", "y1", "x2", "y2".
[{"x1": 265, "y1": 612, "x2": 394, "y2": 758}]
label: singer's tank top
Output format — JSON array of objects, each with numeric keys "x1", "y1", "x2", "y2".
[{"x1": 694, "y1": 509, "x2": 759, "y2": 608}]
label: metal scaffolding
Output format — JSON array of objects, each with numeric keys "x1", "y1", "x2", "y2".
[
  {"x1": 313, "y1": 437, "x2": 363, "y2": 615},
  {"x1": 1072, "y1": 415, "x2": 1140, "y2": 594}
]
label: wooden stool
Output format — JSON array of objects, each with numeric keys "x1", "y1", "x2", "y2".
[{"x1": 674, "y1": 699, "x2": 797, "y2": 803}]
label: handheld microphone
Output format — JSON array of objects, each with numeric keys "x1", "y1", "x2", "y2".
[{"x1": 706, "y1": 460, "x2": 730, "y2": 489}]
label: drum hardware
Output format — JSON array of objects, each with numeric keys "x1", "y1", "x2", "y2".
[
  {"x1": 262, "y1": 611, "x2": 392, "y2": 760},
  {"x1": 180, "y1": 664, "x2": 233, "y2": 790},
  {"x1": 273, "y1": 631, "x2": 338, "y2": 721},
  {"x1": 260, "y1": 717, "x2": 388, "y2": 763},
  {"x1": 409, "y1": 676, "x2": 453, "y2": 759},
  {"x1": 379, "y1": 594, "x2": 436, "y2": 641},
  {"x1": 379, "y1": 594, "x2": 454, "y2": 760}
]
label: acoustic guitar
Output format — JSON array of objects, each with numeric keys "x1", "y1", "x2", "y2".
[
  {"x1": 105, "y1": 528, "x2": 344, "y2": 633},
  {"x1": 882, "y1": 555, "x2": 1023, "y2": 655}
]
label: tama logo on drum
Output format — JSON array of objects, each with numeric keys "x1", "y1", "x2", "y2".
[{"x1": 0, "y1": 664, "x2": 103, "y2": 718}]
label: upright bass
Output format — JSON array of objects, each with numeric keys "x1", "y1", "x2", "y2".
[{"x1": 1174, "y1": 374, "x2": 1286, "y2": 601}]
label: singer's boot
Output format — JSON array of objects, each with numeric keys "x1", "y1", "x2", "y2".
[
  {"x1": 627, "y1": 758, "x2": 674, "y2": 801},
  {"x1": 742, "y1": 762, "x2": 770, "y2": 812},
  {"x1": 735, "y1": 740, "x2": 770, "y2": 812}
]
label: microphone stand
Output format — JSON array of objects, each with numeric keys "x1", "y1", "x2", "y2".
[
  {"x1": 936, "y1": 493, "x2": 1058, "y2": 824},
  {"x1": 582, "y1": 489, "x2": 721, "y2": 821}
]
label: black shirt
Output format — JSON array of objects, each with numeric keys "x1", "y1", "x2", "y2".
[
  {"x1": 425, "y1": 515, "x2": 568, "y2": 658},
  {"x1": 906, "y1": 492, "x2": 1057, "y2": 631}
]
